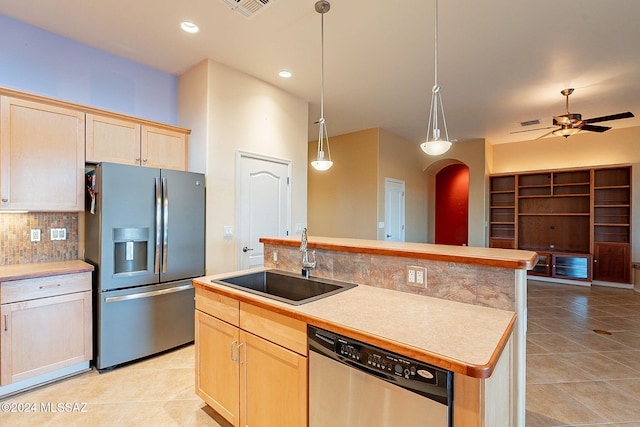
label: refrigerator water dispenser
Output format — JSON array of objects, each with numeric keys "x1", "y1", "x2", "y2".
[{"x1": 113, "y1": 227, "x2": 149, "y2": 274}]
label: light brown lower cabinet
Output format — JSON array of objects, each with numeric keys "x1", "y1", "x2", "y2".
[
  {"x1": 0, "y1": 290, "x2": 92, "y2": 386},
  {"x1": 195, "y1": 289, "x2": 307, "y2": 427},
  {"x1": 195, "y1": 287, "x2": 515, "y2": 427}
]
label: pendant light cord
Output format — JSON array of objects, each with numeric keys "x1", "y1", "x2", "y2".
[
  {"x1": 320, "y1": 11, "x2": 325, "y2": 122},
  {"x1": 434, "y1": 0, "x2": 438, "y2": 88}
]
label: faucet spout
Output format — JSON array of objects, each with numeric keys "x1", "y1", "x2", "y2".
[
  {"x1": 300, "y1": 227, "x2": 308, "y2": 252},
  {"x1": 300, "y1": 228, "x2": 316, "y2": 277}
]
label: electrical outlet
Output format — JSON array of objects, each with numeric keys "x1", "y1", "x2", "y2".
[
  {"x1": 30, "y1": 229, "x2": 41, "y2": 242},
  {"x1": 407, "y1": 266, "x2": 427, "y2": 288},
  {"x1": 273, "y1": 250, "x2": 279, "y2": 263},
  {"x1": 407, "y1": 267, "x2": 416, "y2": 284}
]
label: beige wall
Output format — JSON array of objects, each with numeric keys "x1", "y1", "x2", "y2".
[
  {"x1": 422, "y1": 138, "x2": 488, "y2": 247},
  {"x1": 179, "y1": 59, "x2": 309, "y2": 274},
  {"x1": 378, "y1": 129, "x2": 429, "y2": 242},
  {"x1": 308, "y1": 128, "x2": 378, "y2": 239},
  {"x1": 490, "y1": 126, "x2": 640, "y2": 262}
]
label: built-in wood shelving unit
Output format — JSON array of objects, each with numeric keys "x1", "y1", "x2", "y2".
[{"x1": 489, "y1": 165, "x2": 632, "y2": 284}]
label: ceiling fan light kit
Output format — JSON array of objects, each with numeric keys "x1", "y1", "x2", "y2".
[{"x1": 421, "y1": 0, "x2": 453, "y2": 156}]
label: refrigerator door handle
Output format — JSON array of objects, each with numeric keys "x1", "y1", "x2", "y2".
[
  {"x1": 154, "y1": 177, "x2": 162, "y2": 274},
  {"x1": 104, "y1": 284, "x2": 193, "y2": 303},
  {"x1": 162, "y1": 177, "x2": 169, "y2": 273}
]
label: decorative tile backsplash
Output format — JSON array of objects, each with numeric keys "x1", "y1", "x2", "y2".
[
  {"x1": 0, "y1": 213, "x2": 79, "y2": 265},
  {"x1": 264, "y1": 243, "x2": 517, "y2": 311}
]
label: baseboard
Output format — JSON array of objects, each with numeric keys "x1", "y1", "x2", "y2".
[
  {"x1": 591, "y1": 280, "x2": 634, "y2": 290},
  {"x1": 0, "y1": 362, "x2": 91, "y2": 399},
  {"x1": 528, "y1": 275, "x2": 634, "y2": 290},
  {"x1": 527, "y1": 276, "x2": 591, "y2": 287}
]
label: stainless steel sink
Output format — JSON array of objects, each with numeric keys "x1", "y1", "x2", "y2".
[{"x1": 212, "y1": 269, "x2": 357, "y2": 305}]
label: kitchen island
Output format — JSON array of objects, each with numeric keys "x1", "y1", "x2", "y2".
[
  {"x1": 261, "y1": 236, "x2": 536, "y2": 426},
  {"x1": 194, "y1": 235, "x2": 535, "y2": 426}
]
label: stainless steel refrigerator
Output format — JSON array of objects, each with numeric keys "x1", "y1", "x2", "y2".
[{"x1": 85, "y1": 162, "x2": 205, "y2": 370}]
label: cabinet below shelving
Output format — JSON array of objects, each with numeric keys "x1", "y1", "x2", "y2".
[{"x1": 528, "y1": 253, "x2": 591, "y2": 281}]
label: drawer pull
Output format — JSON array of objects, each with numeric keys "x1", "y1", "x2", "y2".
[{"x1": 39, "y1": 283, "x2": 62, "y2": 290}]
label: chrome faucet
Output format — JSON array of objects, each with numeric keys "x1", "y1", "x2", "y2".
[{"x1": 300, "y1": 227, "x2": 316, "y2": 278}]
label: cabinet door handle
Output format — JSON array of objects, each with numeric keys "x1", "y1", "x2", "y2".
[
  {"x1": 1, "y1": 198, "x2": 7, "y2": 203},
  {"x1": 237, "y1": 342, "x2": 245, "y2": 365},
  {"x1": 230, "y1": 340, "x2": 239, "y2": 362},
  {"x1": 3, "y1": 314, "x2": 8, "y2": 332}
]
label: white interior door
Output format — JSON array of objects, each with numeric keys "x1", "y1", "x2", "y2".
[
  {"x1": 385, "y1": 178, "x2": 405, "y2": 242},
  {"x1": 237, "y1": 152, "x2": 291, "y2": 270}
]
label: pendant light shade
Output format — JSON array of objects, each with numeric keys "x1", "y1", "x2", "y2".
[
  {"x1": 311, "y1": 0, "x2": 333, "y2": 171},
  {"x1": 421, "y1": 0, "x2": 453, "y2": 156}
]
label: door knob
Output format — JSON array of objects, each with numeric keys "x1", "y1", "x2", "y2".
[
  {"x1": 242, "y1": 247, "x2": 253, "y2": 253},
  {"x1": 386, "y1": 234, "x2": 392, "y2": 238}
]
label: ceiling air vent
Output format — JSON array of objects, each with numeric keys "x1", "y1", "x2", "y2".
[
  {"x1": 519, "y1": 119, "x2": 541, "y2": 127},
  {"x1": 219, "y1": 0, "x2": 274, "y2": 19}
]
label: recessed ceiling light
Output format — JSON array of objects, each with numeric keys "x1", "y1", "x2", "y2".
[
  {"x1": 279, "y1": 70, "x2": 292, "y2": 78},
  {"x1": 180, "y1": 21, "x2": 199, "y2": 34}
]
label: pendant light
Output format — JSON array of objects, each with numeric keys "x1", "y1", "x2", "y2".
[
  {"x1": 420, "y1": 0, "x2": 453, "y2": 156},
  {"x1": 311, "y1": 0, "x2": 333, "y2": 171}
]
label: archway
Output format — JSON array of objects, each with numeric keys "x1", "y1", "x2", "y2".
[{"x1": 434, "y1": 163, "x2": 469, "y2": 246}]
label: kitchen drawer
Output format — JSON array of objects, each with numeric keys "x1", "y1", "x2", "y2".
[
  {"x1": 240, "y1": 302, "x2": 307, "y2": 356},
  {"x1": 1, "y1": 272, "x2": 92, "y2": 304},
  {"x1": 195, "y1": 287, "x2": 239, "y2": 326}
]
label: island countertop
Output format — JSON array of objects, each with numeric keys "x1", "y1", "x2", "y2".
[
  {"x1": 260, "y1": 236, "x2": 537, "y2": 270},
  {"x1": 193, "y1": 268, "x2": 516, "y2": 378},
  {"x1": 0, "y1": 260, "x2": 94, "y2": 282}
]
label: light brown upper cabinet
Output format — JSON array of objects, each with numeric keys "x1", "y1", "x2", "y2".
[
  {"x1": 0, "y1": 96, "x2": 85, "y2": 211},
  {"x1": 86, "y1": 113, "x2": 188, "y2": 171}
]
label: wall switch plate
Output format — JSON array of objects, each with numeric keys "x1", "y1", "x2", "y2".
[
  {"x1": 30, "y1": 229, "x2": 41, "y2": 242},
  {"x1": 295, "y1": 223, "x2": 304, "y2": 234},
  {"x1": 407, "y1": 266, "x2": 426, "y2": 288},
  {"x1": 273, "y1": 250, "x2": 279, "y2": 263},
  {"x1": 223, "y1": 226, "x2": 233, "y2": 238}
]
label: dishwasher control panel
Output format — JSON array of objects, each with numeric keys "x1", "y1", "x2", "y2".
[
  {"x1": 337, "y1": 337, "x2": 438, "y2": 384},
  {"x1": 309, "y1": 324, "x2": 452, "y2": 400}
]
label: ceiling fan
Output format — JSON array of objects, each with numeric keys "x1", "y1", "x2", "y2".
[{"x1": 536, "y1": 88, "x2": 634, "y2": 139}]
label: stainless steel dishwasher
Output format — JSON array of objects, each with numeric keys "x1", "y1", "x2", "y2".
[{"x1": 308, "y1": 325, "x2": 453, "y2": 427}]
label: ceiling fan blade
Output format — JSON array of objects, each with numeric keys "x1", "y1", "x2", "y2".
[
  {"x1": 581, "y1": 124, "x2": 611, "y2": 133},
  {"x1": 584, "y1": 112, "x2": 634, "y2": 124},
  {"x1": 535, "y1": 130, "x2": 555, "y2": 140},
  {"x1": 510, "y1": 126, "x2": 554, "y2": 135}
]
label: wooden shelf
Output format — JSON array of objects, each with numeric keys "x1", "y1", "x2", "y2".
[{"x1": 518, "y1": 213, "x2": 589, "y2": 217}]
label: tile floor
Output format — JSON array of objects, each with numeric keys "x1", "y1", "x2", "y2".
[
  {"x1": 526, "y1": 280, "x2": 640, "y2": 427},
  {"x1": 1, "y1": 280, "x2": 639, "y2": 426},
  {"x1": 0, "y1": 344, "x2": 229, "y2": 427}
]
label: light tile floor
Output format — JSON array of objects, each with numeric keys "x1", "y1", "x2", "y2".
[
  {"x1": 526, "y1": 280, "x2": 640, "y2": 427},
  {"x1": 2, "y1": 280, "x2": 640, "y2": 426},
  {"x1": 0, "y1": 344, "x2": 230, "y2": 426}
]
